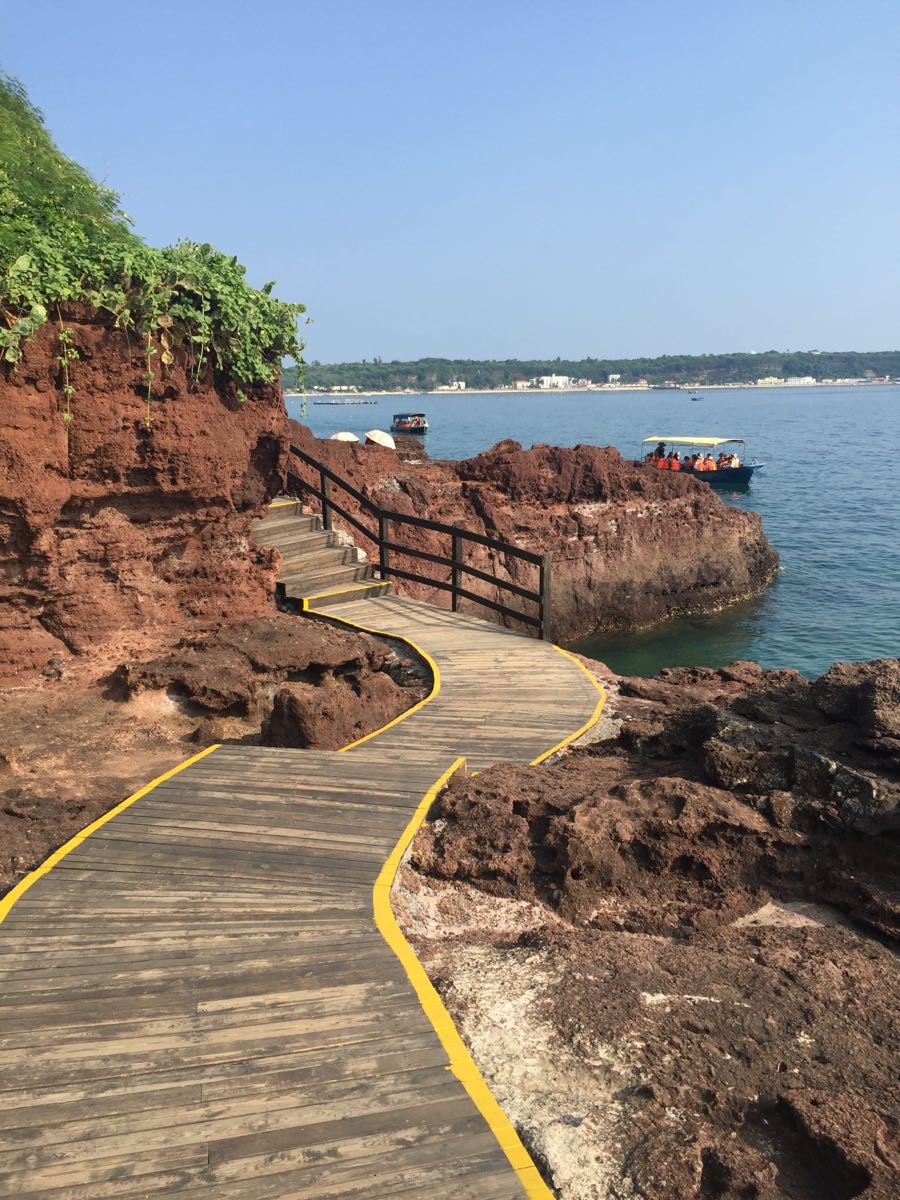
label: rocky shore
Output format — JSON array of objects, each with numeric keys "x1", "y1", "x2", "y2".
[
  {"x1": 397, "y1": 657, "x2": 900, "y2": 1200},
  {"x1": 289, "y1": 424, "x2": 779, "y2": 642}
]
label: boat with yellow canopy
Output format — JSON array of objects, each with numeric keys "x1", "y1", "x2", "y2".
[{"x1": 641, "y1": 436, "x2": 764, "y2": 485}]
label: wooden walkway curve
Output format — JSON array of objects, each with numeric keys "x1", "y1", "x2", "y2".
[{"x1": 0, "y1": 558, "x2": 603, "y2": 1196}]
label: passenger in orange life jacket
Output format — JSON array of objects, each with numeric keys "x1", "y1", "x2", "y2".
[
  {"x1": 670, "y1": 451, "x2": 681, "y2": 471},
  {"x1": 656, "y1": 453, "x2": 670, "y2": 469}
]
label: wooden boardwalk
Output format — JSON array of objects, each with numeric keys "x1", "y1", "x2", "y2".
[{"x1": 0, "y1": 587, "x2": 602, "y2": 1196}]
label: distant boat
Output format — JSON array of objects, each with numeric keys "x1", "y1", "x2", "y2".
[
  {"x1": 690, "y1": 394, "x2": 703, "y2": 401},
  {"x1": 391, "y1": 412, "x2": 429, "y2": 435}
]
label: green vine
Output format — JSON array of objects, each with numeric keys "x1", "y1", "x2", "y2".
[
  {"x1": 0, "y1": 73, "x2": 305, "y2": 416},
  {"x1": 143, "y1": 330, "x2": 156, "y2": 427},
  {"x1": 56, "y1": 320, "x2": 78, "y2": 424}
]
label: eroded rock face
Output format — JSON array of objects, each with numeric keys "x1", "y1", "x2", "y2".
[
  {"x1": 288, "y1": 423, "x2": 779, "y2": 642},
  {"x1": 0, "y1": 312, "x2": 291, "y2": 684},
  {"x1": 416, "y1": 657, "x2": 900, "y2": 933},
  {"x1": 263, "y1": 672, "x2": 408, "y2": 750}
]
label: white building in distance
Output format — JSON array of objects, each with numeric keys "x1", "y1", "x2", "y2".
[{"x1": 536, "y1": 374, "x2": 571, "y2": 389}]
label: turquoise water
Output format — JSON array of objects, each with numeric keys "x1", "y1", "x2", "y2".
[{"x1": 286, "y1": 385, "x2": 900, "y2": 677}]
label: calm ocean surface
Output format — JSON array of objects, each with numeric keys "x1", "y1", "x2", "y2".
[{"x1": 285, "y1": 385, "x2": 900, "y2": 678}]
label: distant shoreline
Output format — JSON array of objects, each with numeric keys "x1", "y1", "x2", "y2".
[{"x1": 284, "y1": 380, "x2": 898, "y2": 399}]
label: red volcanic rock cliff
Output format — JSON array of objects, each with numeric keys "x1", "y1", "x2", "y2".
[
  {"x1": 0, "y1": 312, "x2": 290, "y2": 684},
  {"x1": 289, "y1": 424, "x2": 779, "y2": 642}
]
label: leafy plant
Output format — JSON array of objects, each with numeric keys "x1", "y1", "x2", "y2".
[
  {"x1": 56, "y1": 321, "x2": 78, "y2": 423},
  {"x1": 0, "y1": 73, "x2": 306, "y2": 419}
]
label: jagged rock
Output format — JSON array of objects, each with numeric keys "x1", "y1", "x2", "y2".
[
  {"x1": 703, "y1": 736, "x2": 793, "y2": 793},
  {"x1": 811, "y1": 658, "x2": 900, "y2": 738},
  {"x1": 116, "y1": 615, "x2": 402, "y2": 723},
  {"x1": 412, "y1": 655, "x2": 900, "y2": 936},
  {"x1": 793, "y1": 748, "x2": 895, "y2": 832},
  {"x1": 262, "y1": 671, "x2": 409, "y2": 751}
]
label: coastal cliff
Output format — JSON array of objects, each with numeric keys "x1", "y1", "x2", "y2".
[
  {"x1": 0, "y1": 312, "x2": 290, "y2": 684},
  {"x1": 289, "y1": 424, "x2": 779, "y2": 641}
]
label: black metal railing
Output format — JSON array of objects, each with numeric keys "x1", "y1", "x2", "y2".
[{"x1": 287, "y1": 445, "x2": 552, "y2": 639}]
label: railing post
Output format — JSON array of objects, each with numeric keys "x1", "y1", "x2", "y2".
[
  {"x1": 379, "y1": 514, "x2": 390, "y2": 580},
  {"x1": 451, "y1": 533, "x2": 462, "y2": 612},
  {"x1": 539, "y1": 553, "x2": 552, "y2": 640},
  {"x1": 320, "y1": 469, "x2": 332, "y2": 531}
]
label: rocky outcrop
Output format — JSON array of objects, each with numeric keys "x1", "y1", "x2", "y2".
[
  {"x1": 0, "y1": 311, "x2": 291, "y2": 684},
  {"x1": 117, "y1": 614, "x2": 427, "y2": 752},
  {"x1": 416, "y1": 657, "x2": 900, "y2": 932},
  {"x1": 288, "y1": 424, "x2": 779, "y2": 642}
]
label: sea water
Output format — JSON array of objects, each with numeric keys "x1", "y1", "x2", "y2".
[{"x1": 286, "y1": 385, "x2": 900, "y2": 677}]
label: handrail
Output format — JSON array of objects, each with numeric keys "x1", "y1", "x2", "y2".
[{"x1": 287, "y1": 445, "x2": 552, "y2": 639}]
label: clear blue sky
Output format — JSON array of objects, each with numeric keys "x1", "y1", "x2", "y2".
[{"x1": 3, "y1": 0, "x2": 899, "y2": 361}]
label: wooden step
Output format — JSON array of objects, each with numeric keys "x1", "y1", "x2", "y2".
[
  {"x1": 311, "y1": 580, "x2": 393, "y2": 607},
  {"x1": 265, "y1": 497, "x2": 302, "y2": 513},
  {"x1": 276, "y1": 546, "x2": 360, "y2": 576},
  {"x1": 280, "y1": 563, "x2": 378, "y2": 598},
  {"x1": 251, "y1": 511, "x2": 321, "y2": 537},
  {"x1": 264, "y1": 530, "x2": 339, "y2": 553}
]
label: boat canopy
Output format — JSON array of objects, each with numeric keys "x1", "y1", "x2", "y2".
[
  {"x1": 642, "y1": 436, "x2": 745, "y2": 447},
  {"x1": 393, "y1": 412, "x2": 426, "y2": 419}
]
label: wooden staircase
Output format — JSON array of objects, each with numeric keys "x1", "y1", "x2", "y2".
[{"x1": 252, "y1": 500, "x2": 391, "y2": 608}]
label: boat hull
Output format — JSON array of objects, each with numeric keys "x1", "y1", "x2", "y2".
[{"x1": 689, "y1": 464, "x2": 762, "y2": 485}]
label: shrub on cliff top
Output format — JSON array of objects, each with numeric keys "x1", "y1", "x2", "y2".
[{"x1": 0, "y1": 73, "x2": 304, "y2": 409}]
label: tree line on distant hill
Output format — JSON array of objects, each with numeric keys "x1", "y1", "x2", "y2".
[{"x1": 282, "y1": 351, "x2": 900, "y2": 393}]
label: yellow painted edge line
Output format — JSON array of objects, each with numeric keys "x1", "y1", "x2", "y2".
[
  {"x1": 301, "y1": 603, "x2": 442, "y2": 752},
  {"x1": 373, "y1": 757, "x2": 556, "y2": 1198},
  {"x1": 267, "y1": 498, "x2": 298, "y2": 509},
  {"x1": 0, "y1": 744, "x2": 221, "y2": 925}
]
